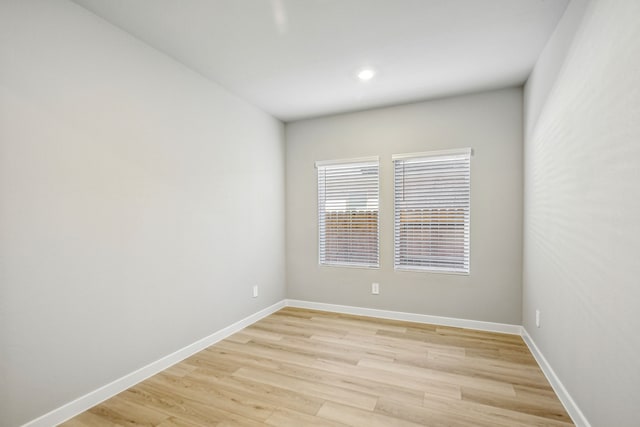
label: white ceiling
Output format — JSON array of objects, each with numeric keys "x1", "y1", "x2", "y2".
[{"x1": 73, "y1": 0, "x2": 569, "y2": 122}]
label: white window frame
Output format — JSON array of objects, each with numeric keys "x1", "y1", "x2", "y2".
[
  {"x1": 393, "y1": 148, "x2": 471, "y2": 274},
  {"x1": 316, "y1": 156, "x2": 380, "y2": 268}
]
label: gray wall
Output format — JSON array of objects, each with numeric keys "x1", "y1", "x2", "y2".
[
  {"x1": 523, "y1": 0, "x2": 640, "y2": 425},
  {"x1": 524, "y1": 0, "x2": 588, "y2": 138},
  {"x1": 286, "y1": 88, "x2": 523, "y2": 324},
  {"x1": 0, "y1": 1, "x2": 285, "y2": 426}
]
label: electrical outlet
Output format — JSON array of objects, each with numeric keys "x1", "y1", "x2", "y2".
[
  {"x1": 371, "y1": 282, "x2": 379, "y2": 295},
  {"x1": 535, "y1": 309, "x2": 540, "y2": 328},
  {"x1": 252, "y1": 285, "x2": 258, "y2": 298}
]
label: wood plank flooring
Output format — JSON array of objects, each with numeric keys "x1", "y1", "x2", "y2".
[{"x1": 62, "y1": 307, "x2": 573, "y2": 426}]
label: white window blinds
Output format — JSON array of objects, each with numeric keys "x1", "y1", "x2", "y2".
[
  {"x1": 393, "y1": 149, "x2": 471, "y2": 274},
  {"x1": 317, "y1": 157, "x2": 379, "y2": 268}
]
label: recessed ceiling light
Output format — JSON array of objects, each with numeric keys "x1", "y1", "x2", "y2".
[{"x1": 357, "y1": 68, "x2": 376, "y2": 81}]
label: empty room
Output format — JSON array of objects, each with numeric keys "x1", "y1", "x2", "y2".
[{"x1": 1, "y1": 0, "x2": 638, "y2": 426}]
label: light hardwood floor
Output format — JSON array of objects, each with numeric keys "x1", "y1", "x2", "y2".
[{"x1": 62, "y1": 307, "x2": 573, "y2": 426}]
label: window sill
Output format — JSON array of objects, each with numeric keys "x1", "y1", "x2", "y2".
[{"x1": 394, "y1": 266, "x2": 469, "y2": 276}]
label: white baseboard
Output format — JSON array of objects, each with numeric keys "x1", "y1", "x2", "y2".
[
  {"x1": 285, "y1": 299, "x2": 522, "y2": 335},
  {"x1": 289, "y1": 300, "x2": 588, "y2": 426},
  {"x1": 521, "y1": 328, "x2": 590, "y2": 427},
  {"x1": 22, "y1": 300, "x2": 286, "y2": 427},
  {"x1": 22, "y1": 299, "x2": 587, "y2": 427}
]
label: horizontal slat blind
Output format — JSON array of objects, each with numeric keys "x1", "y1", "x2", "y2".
[
  {"x1": 318, "y1": 159, "x2": 379, "y2": 268},
  {"x1": 394, "y1": 150, "x2": 471, "y2": 273}
]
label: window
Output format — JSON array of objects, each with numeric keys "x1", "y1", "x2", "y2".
[
  {"x1": 393, "y1": 149, "x2": 471, "y2": 274},
  {"x1": 317, "y1": 157, "x2": 379, "y2": 268}
]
